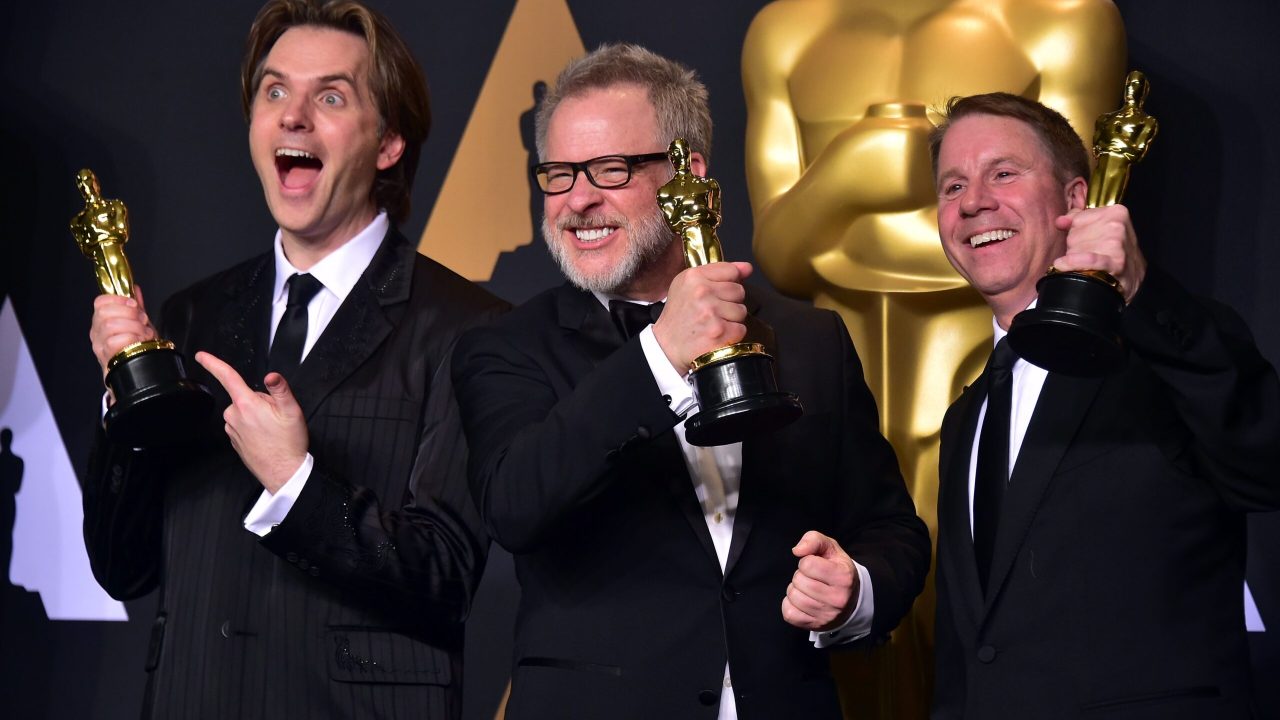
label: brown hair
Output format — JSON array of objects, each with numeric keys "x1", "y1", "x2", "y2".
[
  {"x1": 240, "y1": 0, "x2": 429, "y2": 224},
  {"x1": 929, "y1": 93, "x2": 1090, "y2": 184},
  {"x1": 535, "y1": 43, "x2": 713, "y2": 164}
]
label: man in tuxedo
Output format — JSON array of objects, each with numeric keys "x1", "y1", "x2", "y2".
[
  {"x1": 83, "y1": 1, "x2": 505, "y2": 717},
  {"x1": 451, "y1": 44, "x2": 930, "y2": 719},
  {"x1": 929, "y1": 93, "x2": 1280, "y2": 718}
]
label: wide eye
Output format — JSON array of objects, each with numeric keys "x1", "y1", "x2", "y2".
[
  {"x1": 265, "y1": 85, "x2": 286, "y2": 101},
  {"x1": 321, "y1": 92, "x2": 344, "y2": 107}
]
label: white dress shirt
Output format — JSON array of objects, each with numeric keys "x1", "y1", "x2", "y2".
[
  {"x1": 242, "y1": 212, "x2": 388, "y2": 536},
  {"x1": 599, "y1": 294, "x2": 874, "y2": 720},
  {"x1": 967, "y1": 313, "x2": 1050, "y2": 536}
]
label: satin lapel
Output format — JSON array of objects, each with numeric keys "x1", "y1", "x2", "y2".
[
  {"x1": 555, "y1": 284, "x2": 622, "y2": 370},
  {"x1": 939, "y1": 376, "x2": 988, "y2": 631},
  {"x1": 650, "y1": 432, "x2": 721, "y2": 570},
  {"x1": 723, "y1": 288, "x2": 766, "y2": 576},
  {"x1": 982, "y1": 371, "x2": 1103, "y2": 616},
  {"x1": 555, "y1": 285, "x2": 718, "y2": 566},
  {"x1": 213, "y1": 254, "x2": 273, "y2": 393},
  {"x1": 289, "y1": 231, "x2": 406, "y2": 418}
]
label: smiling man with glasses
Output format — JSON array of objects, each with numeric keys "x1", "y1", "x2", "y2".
[{"x1": 451, "y1": 43, "x2": 929, "y2": 720}]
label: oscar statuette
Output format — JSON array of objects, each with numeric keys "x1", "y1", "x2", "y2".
[
  {"x1": 1006, "y1": 71, "x2": 1159, "y2": 376},
  {"x1": 657, "y1": 139, "x2": 802, "y2": 446},
  {"x1": 72, "y1": 169, "x2": 212, "y2": 447}
]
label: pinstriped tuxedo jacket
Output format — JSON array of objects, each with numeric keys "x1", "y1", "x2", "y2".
[{"x1": 84, "y1": 229, "x2": 506, "y2": 719}]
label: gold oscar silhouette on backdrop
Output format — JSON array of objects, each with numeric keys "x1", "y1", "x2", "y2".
[{"x1": 742, "y1": 1, "x2": 1126, "y2": 717}]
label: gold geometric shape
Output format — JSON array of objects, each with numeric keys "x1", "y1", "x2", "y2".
[{"x1": 419, "y1": 0, "x2": 585, "y2": 281}]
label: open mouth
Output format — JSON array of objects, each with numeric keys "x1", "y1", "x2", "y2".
[
  {"x1": 968, "y1": 229, "x2": 1015, "y2": 248},
  {"x1": 275, "y1": 148, "x2": 322, "y2": 190}
]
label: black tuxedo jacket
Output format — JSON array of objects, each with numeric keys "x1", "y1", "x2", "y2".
[
  {"x1": 452, "y1": 283, "x2": 930, "y2": 720},
  {"x1": 933, "y1": 269, "x2": 1280, "y2": 719},
  {"x1": 83, "y1": 229, "x2": 507, "y2": 719}
]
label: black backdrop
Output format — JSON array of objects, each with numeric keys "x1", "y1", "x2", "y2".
[{"x1": 1, "y1": 1, "x2": 1277, "y2": 718}]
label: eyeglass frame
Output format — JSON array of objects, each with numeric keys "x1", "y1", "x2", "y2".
[{"x1": 530, "y1": 152, "x2": 670, "y2": 195}]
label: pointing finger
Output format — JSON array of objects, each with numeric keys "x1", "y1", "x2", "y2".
[{"x1": 195, "y1": 351, "x2": 255, "y2": 402}]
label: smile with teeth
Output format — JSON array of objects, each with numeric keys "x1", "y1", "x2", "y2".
[
  {"x1": 968, "y1": 229, "x2": 1015, "y2": 247},
  {"x1": 573, "y1": 227, "x2": 617, "y2": 244}
]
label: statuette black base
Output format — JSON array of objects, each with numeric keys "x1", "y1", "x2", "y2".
[
  {"x1": 1006, "y1": 271, "x2": 1126, "y2": 377},
  {"x1": 685, "y1": 353, "x2": 803, "y2": 447},
  {"x1": 104, "y1": 347, "x2": 213, "y2": 448}
]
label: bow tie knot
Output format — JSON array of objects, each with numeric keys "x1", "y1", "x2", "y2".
[{"x1": 609, "y1": 300, "x2": 664, "y2": 340}]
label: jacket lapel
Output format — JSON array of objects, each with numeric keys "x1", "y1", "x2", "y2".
[
  {"x1": 982, "y1": 371, "x2": 1103, "y2": 616},
  {"x1": 939, "y1": 375, "x2": 988, "y2": 631},
  {"x1": 724, "y1": 288, "x2": 766, "y2": 576},
  {"x1": 212, "y1": 254, "x2": 273, "y2": 394},
  {"x1": 289, "y1": 229, "x2": 406, "y2": 418}
]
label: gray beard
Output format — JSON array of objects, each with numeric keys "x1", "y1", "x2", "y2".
[{"x1": 542, "y1": 208, "x2": 673, "y2": 295}]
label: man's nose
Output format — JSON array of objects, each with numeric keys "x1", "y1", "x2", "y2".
[
  {"x1": 959, "y1": 181, "x2": 996, "y2": 216},
  {"x1": 280, "y1": 95, "x2": 313, "y2": 132},
  {"x1": 563, "y1": 172, "x2": 604, "y2": 214}
]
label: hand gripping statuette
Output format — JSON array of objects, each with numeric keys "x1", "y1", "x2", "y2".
[
  {"x1": 1007, "y1": 71, "x2": 1159, "y2": 376},
  {"x1": 72, "y1": 169, "x2": 211, "y2": 447},
  {"x1": 657, "y1": 139, "x2": 802, "y2": 446}
]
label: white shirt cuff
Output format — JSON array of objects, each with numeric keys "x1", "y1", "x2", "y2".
[
  {"x1": 639, "y1": 325, "x2": 697, "y2": 415},
  {"x1": 243, "y1": 453, "x2": 314, "y2": 537},
  {"x1": 810, "y1": 561, "x2": 874, "y2": 648}
]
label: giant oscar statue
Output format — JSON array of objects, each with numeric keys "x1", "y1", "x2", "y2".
[
  {"x1": 742, "y1": 2, "x2": 1126, "y2": 717},
  {"x1": 657, "y1": 138, "x2": 802, "y2": 447},
  {"x1": 1007, "y1": 71, "x2": 1159, "y2": 375},
  {"x1": 72, "y1": 169, "x2": 211, "y2": 447}
]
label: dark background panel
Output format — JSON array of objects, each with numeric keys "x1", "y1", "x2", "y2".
[{"x1": 1, "y1": 1, "x2": 1276, "y2": 718}]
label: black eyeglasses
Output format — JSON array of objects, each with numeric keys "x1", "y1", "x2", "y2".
[{"x1": 531, "y1": 152, "x2": 668, "y2": 195}]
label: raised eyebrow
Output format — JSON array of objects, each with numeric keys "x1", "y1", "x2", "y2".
[{"x1": 317, "y1": 73, "x2": 357, "y2": 89}]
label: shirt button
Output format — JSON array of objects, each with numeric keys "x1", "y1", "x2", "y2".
[
  {"x1": 713, "y1": 512, "x2": 723, "y2": 524},
  {"x1": 977, "y1": 645, "x2": 997, "y2": 663}
]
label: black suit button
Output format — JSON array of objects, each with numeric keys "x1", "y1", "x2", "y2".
[
  {"x1": 661, "y1": 394, "x2": 672, "y2": 405},
  {"x1": 977, "y1": 645, "x2": 997, "y2": 663},
  {"x1": 308, "y1": 566, "x2": 320, "y2": 577},
  {"x1": 220, "y1": 620, "x2": 232, "y2": 639},
  {"x1": 721, "y1": 584, "x2": 739, "y2": 603},
  {"x1": 286, "y1": 552, "x2": 299, "y2": 563},
  {"x1": 297, "y1": 558, "x2": 309, "y2": 570},
  {"x1": 636, "y1": 425, "x2": 651, "y2": 440},
  {"x1": 698, "y1": 689, "x2": 719, "y2": 706}
]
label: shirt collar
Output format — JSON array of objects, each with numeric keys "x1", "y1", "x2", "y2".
[{"x1": 272, "y1": 212, "x2": 389, "y2": 304}]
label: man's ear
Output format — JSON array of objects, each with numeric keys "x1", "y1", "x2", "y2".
[
  {"x1": 1065, "y1": 176, "x2": 1087, "y2": 211},
  {"x1": 377, "y1": 131, "x2": 406, "y2": 171},
  {"x1": 690, "y1": 151, "x2": 708, "y2": 178}
]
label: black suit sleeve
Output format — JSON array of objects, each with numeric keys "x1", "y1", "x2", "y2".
[
  {"x1": 1124, "y1": 266, "x2": 1280, "y2": 511},
  {"x1": 451, "y1": 328, "x2": 681, "y2": 553},
  {"x1": 824, "y1": 311, "x2": 932, "y2": 640},
  {"x1": 83, "y1": 430, "x2": 166, "y2": 600},
  {"x1": 82, "y1": 293, "x2": 195, "y2": 601}
]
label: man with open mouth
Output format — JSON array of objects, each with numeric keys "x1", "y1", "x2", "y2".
[{"x1": 82, "y1": 1, "x2": 505, "y2": 717}]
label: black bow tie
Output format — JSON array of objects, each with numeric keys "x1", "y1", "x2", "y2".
[{"x1": 609, "y1": 299, "x2": 664, "y2": 341}]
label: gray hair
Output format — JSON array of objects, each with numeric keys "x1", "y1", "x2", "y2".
[{"x1": 535, "y1": 43, "x2": 712, "y2": 163}]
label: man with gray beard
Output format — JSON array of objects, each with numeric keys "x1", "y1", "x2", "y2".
[{"x1": 451, "y1": 44, "x2": 929, "y2": 720}]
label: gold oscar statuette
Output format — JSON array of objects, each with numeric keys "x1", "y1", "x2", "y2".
[
  {"x1": 72, "y1": 169, "x2": 212, "y2": 447},
  {"x1": 1007, "y1": 71, "x2": 1158, "y2": 376},
  {"x1": 657, "y1": 138, "x2": 802, "y2": 447}
]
